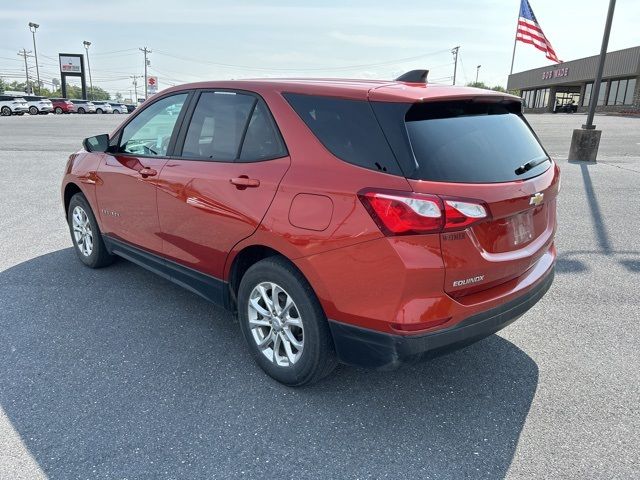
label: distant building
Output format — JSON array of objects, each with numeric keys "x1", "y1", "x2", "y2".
[{"x1": 507, "y1": 46, "x2": 639, "y2": 113}]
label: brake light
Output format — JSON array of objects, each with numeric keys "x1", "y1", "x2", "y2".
[{"x1": 359, "y1": 189, "x2": 489, "y2": 236}]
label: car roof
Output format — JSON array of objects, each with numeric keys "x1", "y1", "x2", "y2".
[{"x1": 158, "y1": 78, "x2": 519, "y2": 103}]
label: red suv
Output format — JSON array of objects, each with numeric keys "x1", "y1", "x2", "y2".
[
  {"x1": 62, "y1": 74, "x2": 558, "y2": 386},
  {"x1": 50, "y1": 98, "x2": 77, "y2": 114}
]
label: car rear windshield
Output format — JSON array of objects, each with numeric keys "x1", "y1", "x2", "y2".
[{"x1": 400, "y1": 101, "x2": 549, "y2": 183}]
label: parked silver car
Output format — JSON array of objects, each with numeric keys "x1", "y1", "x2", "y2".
[
  {"x1": 108, "y1": 102, "x2": 128, "y2": 114},
  {"x1": 70, "y1": 99, "x2": 96, "y2": 114},
  {"x1": 92, "y1": 101, "x2": 113, "y2": 114},
  {"x1": 22, "y1": 95, "x2": 54, "y2": 115},
  {"x1": 0, "y1": 95, "x2": 28, "y2": 115}
]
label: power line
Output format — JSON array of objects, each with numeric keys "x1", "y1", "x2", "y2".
[{"x1": 153, "y1": 48, "x2": 451, "y2": 73}]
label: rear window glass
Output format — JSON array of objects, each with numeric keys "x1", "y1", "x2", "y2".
[
  {"x1": 403, "y1": 102, "x2": 549, "y2": 183},
  {"x1": 283, "y1": 93, "x2": 401, "y2": 175}
]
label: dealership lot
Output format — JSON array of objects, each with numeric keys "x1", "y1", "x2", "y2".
[{"x1": 1, "y1": 113, "x2": 638, "y2": 479}]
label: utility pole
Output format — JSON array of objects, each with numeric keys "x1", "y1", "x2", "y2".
[
  {"x1": 28, "y1": 23, "x2": 40, "y2": 94},
  {"x1": 140, "y1": 47, "x2": 151, "y2": 99},
  {"x1": 451, "y1": 46, "x2": 460, "y2": 86},
  {"x1": 83, "y1": 41, "x2": 93, "y2": 100},
  {"x1": 476, "y1": 65, "x2": 481, "y2": 84},
  {"x1": 17, "y1": 49, "x2": 32, "y2": 93},
  {"x1": 568, "y1": 0, "x2": 616, "y2": 162},
  {"x1": 130, "y1": 75, "x2": 141, "y2": 102}
]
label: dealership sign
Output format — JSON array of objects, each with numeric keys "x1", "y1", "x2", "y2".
[
  {"x1": 147, "y1": 76, "x2": 158, "y2": 95},
  {"x1": 542, "y1": 67, "x2": 569, "y2": 80},
  {"x1": 59, "y1": 55, "x2": 82, "y2": 73}
]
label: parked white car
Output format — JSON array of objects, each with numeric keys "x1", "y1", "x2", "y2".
[
  {"x1": 92, "y1": 102, "x2": 113, "y2": 114},
  {"x1": 108, "y1": 102, "x2": 128, "y2": 114},
  {"x1": 0, "y1": 95, "x2": 28, "y2": 116},
  {"x1": 21, "y1": 95, "x2": 54, "y2": 115},
  {"x1": 70, "y1": 99, "x2": 96, "y2": 114}
]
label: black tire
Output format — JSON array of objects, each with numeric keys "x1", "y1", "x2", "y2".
[
  {"x1": 55, "y1": 107, "x2": 63, "y2": 114},
  {"x1": 67, "y1": 193, "x2": 115, "y2": 269},
  {"x1": 78, "y1": 107, "x2": 85, "y2": 114},
  {"x1": 29, "y1": 106, "x2": 38, "y2": 115},
  {"x1": 96, "y1": 108, "x2": 103, "y2": 114},
  {"x1": 238, "y1": 257, "x2": 337, "y2": 386},
  {"x1": 0, "y1": 106, "x2": 10, "y2": 116},
  {"x1": 113, "y1": 109, "x2": 120, "y2": 114}
]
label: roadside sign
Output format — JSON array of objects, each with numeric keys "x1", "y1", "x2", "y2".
[{"x1": 147, "y1": 76, "x2": 158, "y2": 95}]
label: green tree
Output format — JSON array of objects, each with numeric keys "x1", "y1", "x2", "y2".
[
  {"x1": 114, "y1": 92, "x2": 123, "y2": 102},
  {"x1": 49, "y1": 84, "x2": 110, "y2": 100},
  {"x1": 88, "y1": 86, "x2": 111, "y2": 101},
  {"x1": 466, "y1": 81, "x2": 508, "y2": 93}
]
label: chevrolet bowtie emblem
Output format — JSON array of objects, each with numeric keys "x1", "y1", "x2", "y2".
[{"x1": 529, "y1": 192, "x2": 544, "y2": 206}]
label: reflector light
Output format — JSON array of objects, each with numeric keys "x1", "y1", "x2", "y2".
[
  {"x1": 359, "y1": 191, "x2": 443, "y2": 235},
  {"x1": 359, "y1": 189, "x2": 490, "y2": 236}
]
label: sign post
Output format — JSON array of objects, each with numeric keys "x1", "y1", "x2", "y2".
[
  {"x1": 568, "y1": 0, "x2": 616, "y2": 161},
  {"x1": 58, "y1": 53, "x2": 87, "y2": 99}
]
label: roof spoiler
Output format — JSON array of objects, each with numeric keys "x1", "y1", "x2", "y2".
[{"x1": 395, "y1": 70, "x2": 429, "y2": 83}]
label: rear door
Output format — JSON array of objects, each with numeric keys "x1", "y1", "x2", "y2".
[
  {"x1": 95, "y1": 92, "x2": 190, "y2": 254},
  {"x1": 373, "y1": 99, "x2": 559, "y2": 297},
  {"x1": 157, "y1": 90, "x2": 290, "y2": 280}
]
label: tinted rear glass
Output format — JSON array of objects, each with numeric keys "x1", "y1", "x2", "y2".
[
  {"x1": 403, "y1": 102, "x2": 549, "y2": 183},
  {"x1": 283, "y1": 93, "x2": 402, "y2": 175}
]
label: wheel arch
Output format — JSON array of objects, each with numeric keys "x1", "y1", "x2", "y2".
[
  {"x1": 63, "y1": 182, "x2": 83, "y2": 215},
  {"x1": 226, "y1": 243, "x2": 331, "y2": 317},
  {"x1": 227, "y1": 245, "x2": 283, "y2": 308}
]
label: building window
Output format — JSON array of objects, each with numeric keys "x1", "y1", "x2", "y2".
[
  {"x1": 606, "y1": 78, "x2": 638, "y2": 106},
  {"x1": 597, "y1": 81, "x2": 608, "y2": 106},
  {"x1": 521, "y1": 89, "x2": 535, "y2": 108},
  {"x1": 607, "y1": 80, "x2": 619, "y2": 105},
  {"x1": 624, "y1": 79, "x2": 636, "y2": 105},
  {"x1": 534, "y1": 88, "x2": 549, "y2": 109},
  {"x1": 582, "y1": 83, "x2": 593, "y2": 107}
]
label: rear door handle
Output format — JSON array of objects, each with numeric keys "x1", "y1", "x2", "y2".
[
  {"x1": 230, "y1": 176, "x2": 260, "y2": 189},
  {"x1": 139, "y1": 167, "x2": 157, "y2": 178}
]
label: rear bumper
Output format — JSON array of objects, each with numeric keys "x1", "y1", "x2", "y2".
[{"x1": 328, "y1": 265, "x2": 554, "y2": 369}]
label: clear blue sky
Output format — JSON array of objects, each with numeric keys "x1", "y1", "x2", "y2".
[{"x1": 1, "y1": 0, "x2": 638, "y2": 98}]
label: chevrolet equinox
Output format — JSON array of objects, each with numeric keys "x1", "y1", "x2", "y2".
[{"x1": 61, "y1": 73, "x2": 558, "y2": 386}]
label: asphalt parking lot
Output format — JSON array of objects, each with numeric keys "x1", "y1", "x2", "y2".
[{"x1": 1, "y1": 113, "x2": 638, "y2": 479}]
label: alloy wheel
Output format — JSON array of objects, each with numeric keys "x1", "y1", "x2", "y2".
[
  {"x1": 72, "y1": 206, "x2": 93, "y2": 257},
  {"x1": 248, "y1": 282, "x2": 304, "y2": 367}
]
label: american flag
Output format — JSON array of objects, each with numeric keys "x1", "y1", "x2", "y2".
[{"x1": 516, "y1": 0, "x2": 561, "y2": 63}]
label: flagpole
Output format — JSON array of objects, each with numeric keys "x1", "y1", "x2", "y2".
[{"x1": 509, "y1": 1, "x2": 521, "y2": 74}]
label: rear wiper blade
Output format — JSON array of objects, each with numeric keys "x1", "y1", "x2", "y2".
[{"x1": 515, "y1": 156, "x2": 550, "y2": 175}]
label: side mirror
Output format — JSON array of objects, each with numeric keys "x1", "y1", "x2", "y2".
[{"x1": 83, "y1": 134, "x2": 109, "y2": 153}]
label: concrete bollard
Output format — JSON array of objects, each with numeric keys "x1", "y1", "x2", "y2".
[{"x1": 568, "y1": 128, "x2": 602, "y2": 162}]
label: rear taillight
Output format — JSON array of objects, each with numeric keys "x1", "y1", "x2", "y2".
[{"x1": 359, "y1": 189, "x2": 489, "y2": 236}]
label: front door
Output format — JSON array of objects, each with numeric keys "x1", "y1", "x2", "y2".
[
  {"x1": 157, "y1": 90, "x2": 290, "y2": 279},
  {"x1": 96, "y1": 93, "x2": 189, "y2": 254}
]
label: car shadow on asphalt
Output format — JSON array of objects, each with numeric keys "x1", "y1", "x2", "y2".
[{"x1": 0, "y1": 248, "x2": 539, "y2": 479}]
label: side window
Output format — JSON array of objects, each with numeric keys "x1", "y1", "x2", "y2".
[
  {"x1": 283, "y1": 93, "x2": 400, "y2": 174},
  {"x1": 239, "y1": 100, "x2": 287, "y2": 162},
  {"x1": 181, "y1": 91, "x2": 255, "y2": 161},
  {"x1": 118, "y1": 93, "x2": 188, "y2": 157}
]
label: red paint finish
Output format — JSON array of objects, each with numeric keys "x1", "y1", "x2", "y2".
[
  {"x1": 62, "y1": 77, "x2": 557, "y2": 342},
  {"x1": 156, "y1": 156, "x2": 290, "y2": 278},
  {"x1": 288, "y1": 194, "x2": 334, "y2": 231},
  {"x1": 95, "y1": 154, "x2": 168, "y2": 255},
  {"x1": 51, "y1": 98, "x2": 76, "y2": 113}
]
